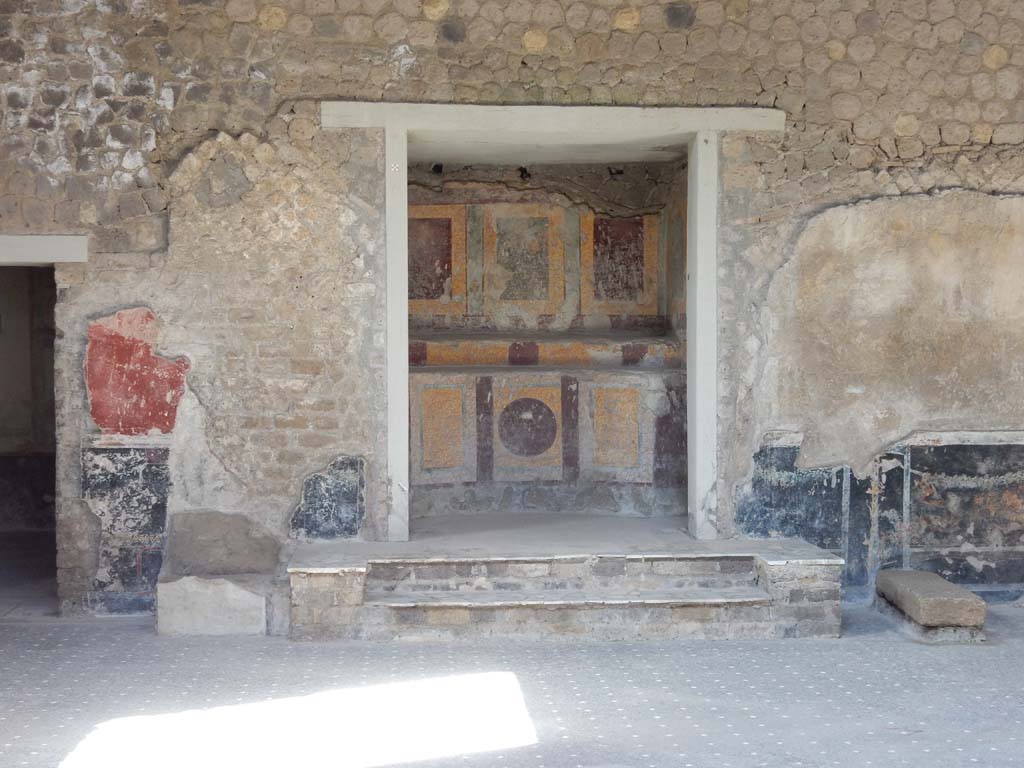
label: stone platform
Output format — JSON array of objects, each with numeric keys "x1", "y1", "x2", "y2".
[{"x1": 287, "y1": 515, "x2": 842, "y2": 641}]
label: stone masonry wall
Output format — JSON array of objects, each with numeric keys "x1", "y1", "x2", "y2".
[
  {"x1": 53, "y1": 114, "x2": 387, "y2": 611},
  {"x1": 3, "y1": 0, "x2": 1024, "y2": 608}
]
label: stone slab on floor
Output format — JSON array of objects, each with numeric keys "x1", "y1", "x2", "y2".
[
  {"x1": 157, "y1": 576, "x2": 269, "y2": 636},
  {"x1": 874, "y1": 592, "x2": 986, "y2": 644},
  {"x1": 875, "y1": 569, "x2": 986, "y2": 627}
]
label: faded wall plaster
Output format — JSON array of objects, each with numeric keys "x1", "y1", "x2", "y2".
[
  {"x1": 409, "y1": 163, "x2": 682, "y2": 218},
  {"x1": 718, "y1": 131, "x2": 1024, "y2": 536},
  {"x1": 763, "y1": 190, "x2": 1024, "y2": 474}
]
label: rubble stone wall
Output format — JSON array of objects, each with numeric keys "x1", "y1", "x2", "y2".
[{"x1": 3, "y1": 0, "x2": 1024, "y2": 608}]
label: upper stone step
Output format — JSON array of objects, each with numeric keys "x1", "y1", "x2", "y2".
[
  {"x1": 364, "y1": 554, "x2": 759, "y2": 594},
  {"x1": 365, "y1": 584, "x2": 771, "y2": 609}
]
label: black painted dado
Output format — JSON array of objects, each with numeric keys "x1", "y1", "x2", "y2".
[
  {"x1": 736, "y1": 444, "x2": 843, "y2": 550},
  {"x1": 846, "y1": 454, "x2": 904, "y2": 588},
  {"x1": 739, "y1": 440, "x2": 1024, "y2": 593},
  {"x1": 910, "y1": 444, "x2": 1024, "y2": 585},
  {"x1": 81, "y1": 446, "x2": 170, "y2": 613},
  {"x1": 291, "y1": 456, "x2": 365, "y2": 539}
]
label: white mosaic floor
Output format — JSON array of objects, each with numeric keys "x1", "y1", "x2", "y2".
[{"x1": 2, "y1": 604, "x2": 1023, "y2": 767}]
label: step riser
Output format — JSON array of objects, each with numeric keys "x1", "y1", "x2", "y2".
[
  {"x1": 293, "y1": 603, "x2": 801, "y2": 642},
  {"x1": 365, "y1": 558, "x2": 759, "y2": 594}
]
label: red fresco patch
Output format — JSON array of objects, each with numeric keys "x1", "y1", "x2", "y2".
[{"x1": 84, "y1": 308, "x2": 190, "y2": 435}]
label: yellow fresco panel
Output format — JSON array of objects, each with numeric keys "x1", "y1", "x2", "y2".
[
  {"x1": 594, "y1": 387, "x2": 640, "y2": 467},
  {"x1": 421, "y1": 387, "x2": 464, "y2": 469}
]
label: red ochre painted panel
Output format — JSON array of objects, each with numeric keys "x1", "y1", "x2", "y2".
[{"x1": 84, "y1": 308, "x2": 190, "y2": 436}]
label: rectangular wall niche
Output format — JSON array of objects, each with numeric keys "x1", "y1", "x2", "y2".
[
  {"x1": 406, "y1": 162, "x2": 688, "y2": 520},
  {"x1": 320, "y1": 101, "x2": 787, "y2": 541}
]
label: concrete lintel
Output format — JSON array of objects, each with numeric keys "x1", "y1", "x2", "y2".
[
  {"x1": 322, "y1": 102, "x2": 785, "y2": 165},
  {"x1": 0, "y1": 234, "x2": 88, "y2": 264},
  {"x1": 322, "y1": 102, "x2": 785, "y2": 135}
]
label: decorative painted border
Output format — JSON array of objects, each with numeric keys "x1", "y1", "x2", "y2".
[
  {"x1": 483, "y1": 204, "x2": 565, "y2": 317},
  {"x1": 408, "y1": 204, "x2": 467, "y2": 317},
  {"x1": 579, "y1": 212, "x2": 660, "y2": 316}
]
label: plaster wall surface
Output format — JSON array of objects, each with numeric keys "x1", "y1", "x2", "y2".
[{"x1": 763, "y1": 191, "x2": 1024, "y2": 474}]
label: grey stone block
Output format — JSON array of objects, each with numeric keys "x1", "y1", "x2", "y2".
[{"x1": 157, "y1": 576, "x2": 267, "y2": 636}]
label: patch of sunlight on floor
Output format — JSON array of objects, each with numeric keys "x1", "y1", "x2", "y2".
[{"x1": 60, "y1": 671, "x2": 537, "y2": 768}]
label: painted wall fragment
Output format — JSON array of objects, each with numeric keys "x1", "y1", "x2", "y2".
[
  {"x1": 738, "y1": 439, "x2": 1024, "y2": 595},
  {"x1": 290, "y1": 456, "x2": 366, "y2": 539},
  {"x1": 409, "y1": 369, "x2": 685, "y2": 516},
  {"x1": 84, "y1": 307, "x2": 190, "y2": 435},
  {"x1": 82, "y1": 446, "x2": 170, "y2": 612}
]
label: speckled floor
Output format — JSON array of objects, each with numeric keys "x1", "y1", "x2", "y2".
[{"x1": 2, "y1": 602, "x2": 1023, "y2": 768}]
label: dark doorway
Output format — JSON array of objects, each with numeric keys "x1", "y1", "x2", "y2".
[{"x1": 0, "y1": 266, "x2": 57, "y2": 619}]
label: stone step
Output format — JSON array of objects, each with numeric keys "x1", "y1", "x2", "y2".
[
  {"x1": 156, "y1": 574, "x2": 290, "y2": 637},
  {"x1": 347, "y1": 585, "x2": 775, "y2": 640},
  {"x1": 287, "y1": 533, "x2": 845, "y2": 641},
  {"x1": 365, "y1": 584, "x2": 771, "y2": 608},
  {"x1": 364, "y1": 555, "x2": 759, "y2": 594}
]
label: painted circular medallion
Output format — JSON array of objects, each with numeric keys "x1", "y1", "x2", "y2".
[{"x1": 498, "y1": 397, "x2": 558, "y2": 457}]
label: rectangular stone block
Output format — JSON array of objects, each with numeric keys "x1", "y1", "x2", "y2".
[
  {"x1": 875, "y1": 569, "x2": 985, "y2": 627},
  {"x1": 157, "y1": 576, "x2": 267, "y2": 636}
]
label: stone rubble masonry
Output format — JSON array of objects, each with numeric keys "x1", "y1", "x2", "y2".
[
  {"x1": 2, "y1": 0, "x2": 1024, "y2": 611},
  {"x1": 157, "y1": 575, "x2": 268, "y2": 636},
  {"x1": 755, "y1": 558, "x2": 843, "y2": 638},
  {"x1": 52, "y1": 109, "x2": 387, "y2": 612},
  {"x1": 1, "y1": 1, "x2": 1023, "y2": 246}
]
